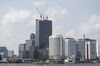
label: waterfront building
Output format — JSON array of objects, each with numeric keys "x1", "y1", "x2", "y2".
[
  {"x1": 25, "y1": 33, "x2": 35, "y2": 59},
  {"x1": 77, "y1": 39, "x2": 85, "y2": 61},
  {"x1": 98, "y1": 42, "x2": 100, "y2": 57},
  {"x1": 97, "y1": 42, "x2": 100, "y2": 60},
  {"x1": 0, "y1": 47, "x2": 8, "y2": 58},
  {"x1": 8, "y1": 50, "x2": 14, "y2": 58},
  {"x1": 64, "y1": 38, "x2": 76, "y2": 59},
  {"x1": 77, "y1": 38, "x2": 97, "y2": 60},
  {"x1": 35, "y1": 17, "x2": 52, "y2": 60},
  {"x1": 19, "y1": 33, "x2": 35, "y2": 59},
  {"x1": 19, "y1": 44, "x2": 26, "y2": 59},
  {"x1": 49, "y1": 35, "x2": 65, "y2": 60}
]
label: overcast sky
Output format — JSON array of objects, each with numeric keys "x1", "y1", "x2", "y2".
[{"x1": 0, "y1": 0, "x2": 100, "y2": 55}]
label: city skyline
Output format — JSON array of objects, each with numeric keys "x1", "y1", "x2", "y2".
[{"x1": 0, "y1": 0, "x2": 100, "y2": 55}]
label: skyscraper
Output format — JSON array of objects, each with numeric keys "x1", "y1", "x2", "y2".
[
  {"x1": 19, "y1": 33, "x2": 35, "y2": 59},
  {"x1": 35, "y1": 19, "x2": 52, "y2": 48},
  {"x1": 8, "y1": 50, "x2": 14, "y2": 58},
  {"x1": 49, "y1": 35, "x2": 65, "y2": 61},
  {"x1": 64, "y1": 38, "x2": 76, "y2": 58},
  {"x1": 35, "y1": 18, "x2": 52, "y2": 60},
  {"x1": 0, "y1": 47, "x2": 8, "y2": 58},
  {"x1": 25, "y1": 33, "x2": 35, "y2": 59},
  {"x1": 19, "y1": 44, "x2": 26, "y2": 59},
  {"x1": 98, "y1": 42, "x2": 100, "y2": 57},
  {"x1": 77, "y1": 38, "x2": 97, "y2": 60}
]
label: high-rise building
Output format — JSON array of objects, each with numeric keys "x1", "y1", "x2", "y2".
[
  {"x1": 77, "y1": 38, "x2": 97, "y2": 60},
  {"x1": 30, "y1": 33, "x2": 35, "y2": 40},
  {"x1": 49, "y1": 35, "x2": 65, "y2": 61},
  {"x1": 8, "y1": 50, "x2": 14, "y2": 58},
  {"x1": 0, "y1": 47, "x2": 8, "y2": 58},
  {"x1": 19, "y1": 33, "x2": 35, "y2": 59},
  {"x1": 76, "y1": 39, "x2": 85, "y2": 61},
  {"x1": 19, "y1": 44, "x2": 26, "y2": 59},
  {"x1": 64, "y1": 38, "x2": 76, "y2": 59},
  {"x1": 98, "y1": 42, "x2": 100, "y2": 57},
  {"x1": 35, "y1": 18, "x2": 52, "y2": 60},
  {"x1": 35, "y1": 19, "x2": 52, "y2": 48},
  {"x1": 25, "y1": 33, "x2": 35, "y2": 59}
]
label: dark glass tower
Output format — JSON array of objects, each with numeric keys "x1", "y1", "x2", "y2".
[
  {"x1": 35, "y1": 19, "x2": 52, "y2": 49},
  {"x1": 35, "y1": 18, "x2": 52, "y2": 60}
]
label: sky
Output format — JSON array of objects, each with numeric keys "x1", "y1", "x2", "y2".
[{"x1": 0, "y1": 0, "x2": 100, "y2": 55}]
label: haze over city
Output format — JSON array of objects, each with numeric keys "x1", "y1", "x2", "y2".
[{"x1": 0, "y1": 0, "x2": 100, "y2": 55}]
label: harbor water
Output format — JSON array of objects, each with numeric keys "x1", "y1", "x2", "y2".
[{"x1": 0, "y1": 63, "x2": 100, "y2": 66}]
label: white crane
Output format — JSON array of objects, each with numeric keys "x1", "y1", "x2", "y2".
[{"x1": 36, "y1": 8, "x2": 48, "y2": 20}]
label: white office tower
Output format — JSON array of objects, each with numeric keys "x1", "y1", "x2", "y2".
[
  {"x1": 49, "y1": 35, "x2": 65, "y2": 61},
  {"x1": 64, "y1": 38, "x2": 76, "y2": 58},
  {"x1": 98, "y1": 42, "x2": 100, "y2": 57}
]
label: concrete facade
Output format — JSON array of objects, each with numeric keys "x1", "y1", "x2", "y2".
[
  {"x1": 19, "y1": 44, "x2": 26, "y2": 59},
  {"x1": 77, "y1": 38, "x2": 97, "y2": 60},
  {"x1": 49, "y1": 35, "x2": 65, "y2": 60}
]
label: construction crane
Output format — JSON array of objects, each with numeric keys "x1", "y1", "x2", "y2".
[{"x1": 36, "y1": 8, "x2": 48, "y2": 20}]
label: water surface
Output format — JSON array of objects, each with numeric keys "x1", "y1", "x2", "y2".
[{"x1": 0, "y1": 63, "x2": 100, "y2": 66}]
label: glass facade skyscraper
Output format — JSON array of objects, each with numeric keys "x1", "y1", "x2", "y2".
[
  {"x1": 35, "y1": 19, "x2": 52, "y2": 49},
  {"x1": 35, "y1": 19, "x2": 52, "y2": 60}
]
